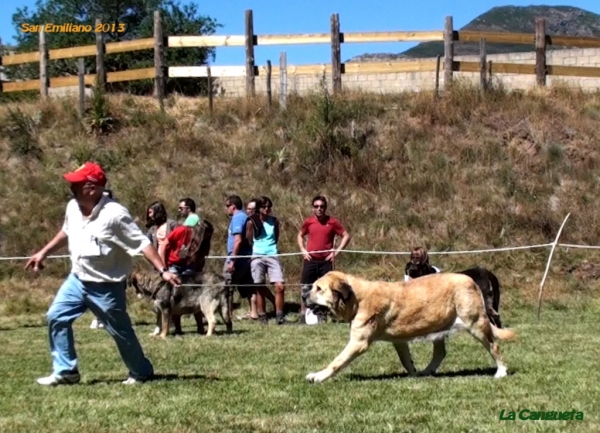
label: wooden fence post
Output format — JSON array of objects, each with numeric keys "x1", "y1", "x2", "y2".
[
  {"x1": 154, "y1": 10, "x2": 165, "y2": 111},
  {"x1": 488, "y1": 60, "x2": 493, "y2": 84},
  {"x1": 245, "y1": 9, "x2": 256, "y2": 97},
  {"x1": 95, "y1": 18, "x2": 106, "y2": 90},
  {"x1": 330, "y1": 13, "x2": 342, "y2": 94},
  {"x1": 78, "y1": 58, "x2": 85, "y2": 116},
  {"x1": 39, "y1": 29, "x2": 48, "y2": 97},
  {"x1": 207, "y1": 66, "x2": 213, "y2": 116},
  {"x1": 0, "y1": 37, "x2": 4, "y2": 95},
  {"x1": 535, "y1": 18, "x2": 547, "y2": 87},
  {"x1": 444, "y1": 16, "x2": 454, "y2": 89},
  {"x1": 279, "y1": 52, "x2": 287, "y2": 109},
  {"x1": 434, "y1": 54, "x2": 441, "y2": 98},
  {"x1": 480, "y1": 38, "x2": 487, "y2": 91},
  {"x1": 266, "y1": 60, "x2": 272, "y2": 110}
]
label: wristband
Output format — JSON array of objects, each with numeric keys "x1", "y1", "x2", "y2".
[{"x1": 158, "y1": 267, "x2": 168, "y2": 277}]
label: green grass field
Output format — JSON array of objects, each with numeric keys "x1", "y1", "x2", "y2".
[{"x1": 1, "y1": 295, "x2": 599, "y2": 433}]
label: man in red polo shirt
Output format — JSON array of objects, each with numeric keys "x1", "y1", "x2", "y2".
[{"x1": 297, "y1": 195, "x2": 351, "y2": 324}]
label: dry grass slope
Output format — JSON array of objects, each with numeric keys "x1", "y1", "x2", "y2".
[{"x1": 1, "y1": 79, "x2": 600, "y2": 317}]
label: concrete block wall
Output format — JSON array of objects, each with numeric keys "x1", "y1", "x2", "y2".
[{"x1": 214, "y1": 47, "x2": 600, "y2": 97}]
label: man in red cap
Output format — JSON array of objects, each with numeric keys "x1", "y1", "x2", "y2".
[{"x1": 26, "y1": 161, "x2": 180, "y2": 386}]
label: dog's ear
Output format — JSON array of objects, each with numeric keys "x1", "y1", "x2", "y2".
[{"x1": 332, "y1": 278, "x2": 353, "y2": 302}]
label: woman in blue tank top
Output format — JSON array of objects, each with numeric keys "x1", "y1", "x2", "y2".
[{"x1": 246, "y1": 196, "x2": 288, "y2": 325}]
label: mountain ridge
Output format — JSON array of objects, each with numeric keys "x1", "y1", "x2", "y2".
[{"x1": 347, "y1": 5, "x2": 600, "y2": 62}]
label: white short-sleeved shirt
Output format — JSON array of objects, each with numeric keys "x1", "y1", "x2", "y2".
[
  {"x1": 62, "y1": 193, "x2": 150, "y2": 283},
  {"x1": 404, "y1": 266, "x2": 441, "y2": 282}
]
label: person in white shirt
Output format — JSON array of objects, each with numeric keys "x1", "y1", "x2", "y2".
[{"x1": 25, "y1": 162, "x2": 180, "y2": 386}]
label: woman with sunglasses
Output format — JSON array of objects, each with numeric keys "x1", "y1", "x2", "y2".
[{"x1": 246, "y1": 196, "x2": 288, "y2": 325}]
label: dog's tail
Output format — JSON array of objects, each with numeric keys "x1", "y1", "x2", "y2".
[{"x1": 491, "y1": 324, "x2": 516, "y2": 341}]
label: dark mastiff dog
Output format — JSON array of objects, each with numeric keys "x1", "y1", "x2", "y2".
[
  {"x1": 130, "y1": 270, "x2": 233, "y2": 338},
  {"x1": 405, "y1": 247, "x2": 503, "y2": 328}
]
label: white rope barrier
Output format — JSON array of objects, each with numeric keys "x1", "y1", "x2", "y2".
[{"x1": 0, "y1": 243, "x2": 562, "y2": 262}]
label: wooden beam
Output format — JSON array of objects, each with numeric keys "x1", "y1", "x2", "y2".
[
  {"x1": 39, "y1": 29, "x2": 48, "y2": 97},
  {"x1": 344, "y1": 60, "x2": 438, "y2": 74},
  {"x1": 444, "y1": 16, "x2": 454, "y2": 88},
  {"x1": 547, "y1": 35, "x2": 600, "y2": 48},
  {"x1": 168, "y1": 35, "x2": 245, "y2": 47},
  {"x1": 168, "y1": 65, "x2": 246, "y2": 77},
  {"x1": 455, "y1": 61, "x2": 535, "y2": 75},
  {"x1": 535, "y1": 18, "x2": 547, "y2": 86},
  {"x1": 480, "y1": 38, "x2": 487, "y2": 91},
  {"x1": 105, "y1": 38, "x2": 154, "y2": 54},
  {"x1": 548, "y1": 64, "x2": 600, "y2": 78},
  {"x1": 107, "y1": 68, "x2": 155, "y2": 83},
  {"x1": 3, "y1": 80, "x2": 40, "y2": 92},
  {"x1": 331, "y1": 13, "x2": 342, "y2": 93},
  {"x1": 2, "y1": 51, "x2": 39, "y2": 66},
  {"x1": 343, "y1": 31, "x2": 444, "y2": 43},
  {"x1": 95, "y1": 18, "x2": 106, "y2": 90},
  {"x1": 457, "y1": 30, "x2": 534, "y2": 45},
  {"x1": 154, "y1": 10, "x2": 165, "y2": 111},
  {"x1": 245, "y1": 9, "x2": 255, "y2": 96},
  {"x1": 257, "y1": 34, "x2": 330, "y2": 45}
]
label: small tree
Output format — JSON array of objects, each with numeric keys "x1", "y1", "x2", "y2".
[{"x1": 7, "y1": 0, "x2": 220, "y2": 96}]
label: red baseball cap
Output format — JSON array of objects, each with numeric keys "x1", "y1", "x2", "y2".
[{"x1": 63, "y1": 162, "x2": 107, "y2": 186}]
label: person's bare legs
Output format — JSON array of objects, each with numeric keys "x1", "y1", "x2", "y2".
[{"x1": 274, "y1": 282, "x2": 286, "y2": 324}]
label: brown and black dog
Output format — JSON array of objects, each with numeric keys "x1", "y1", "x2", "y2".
[{"x1": 405, "y1": 247, "x2": 503, "y2": 328}]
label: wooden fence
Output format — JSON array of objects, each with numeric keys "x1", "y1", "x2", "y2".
[{"x1": 3, "y1": 9, "x2": 600, "y2": 106}]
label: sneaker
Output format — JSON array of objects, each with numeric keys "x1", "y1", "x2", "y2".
[
  {"x1": 36, "y1": 372, "x2": 80, "y2": 386},
  {"x1": 298, "y1": 313, "x2": 306, "y2": 325},
  {"x1": 90, "y1": 319, "x2": 105, "y2": 329},
  {"x1": 122, "y1": 376, "x2": 151, "y2": 385},
  {"x1": 258, "y1": 314, "x2": 268, "y2": 325}
]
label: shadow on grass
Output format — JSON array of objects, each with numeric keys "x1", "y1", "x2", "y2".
[
  {"x1": 87, "y1": 373, "x2": 218, "y2": 385},
  {"x1": 347, "y1": 367, "x2": 515, "y2": 381}
]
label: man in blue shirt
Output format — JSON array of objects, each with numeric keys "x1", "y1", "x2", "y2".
[{"x1": 224, "y1": 195, "x2": 257, "y2": 317}]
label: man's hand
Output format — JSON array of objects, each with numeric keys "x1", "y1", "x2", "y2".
[
  {"x1": 302, "y1": 249, "x2": 312, "y2": 261},
  {"x1": 25, "y1": 251, "x2": 46, "y2": 272},
  {"x1": 161, "y1": 271, "x2": 181, "y2": 286},
  {"x1": 227, "y1": 260, "x2": 235, "y2": 274},
  {"x1": 325, "y1": 251, "x2": 337, "y2": 261}
]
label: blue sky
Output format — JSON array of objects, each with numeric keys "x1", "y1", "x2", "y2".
[{"x1": 2, "y1": 0, "x2": 600, "y2": 65}]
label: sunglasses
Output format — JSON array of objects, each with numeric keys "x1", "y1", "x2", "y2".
[{"x1": 313, "y1": 204, "x2": 326, "y2": 209}]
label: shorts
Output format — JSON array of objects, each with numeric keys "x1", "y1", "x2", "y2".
[
  {"x1": 168, "y1": 264, "x2": 195, "y2": 277},
  {"x1": 251, "y1": 256, "x2": 284, "y2": 284},
  {"x1": 223, "y1": 258, "x2": 254, "y2": 299},
  {"x1": 300, "y1": 259, "x2": 333, "y2": 285}
]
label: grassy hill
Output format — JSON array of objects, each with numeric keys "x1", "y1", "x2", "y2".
[
  {"x1": 349, "y1": 5, "x2": 600, "y2": 62},
  {"x1": 2, "y1": 83, "x2": 600, "y2": 322}
]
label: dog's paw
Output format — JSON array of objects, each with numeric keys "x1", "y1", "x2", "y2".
[
  {"x1": 305, "y1": 371, "x2": 328, "y2": 383},
  {"x1": 418, "y1": 369, "x2": 435, "y2": 377},
  {"x1": 494, "y1": 366, "x2": 508, "y2": 379}
]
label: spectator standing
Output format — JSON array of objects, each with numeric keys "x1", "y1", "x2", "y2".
[
  {"x1": 178, "y1": 198, "x2": 200, "y2": 227},
  {"x1": 297, "y1": 195, "x2": 351, "y2": 324},
  {"x1": 247, "y1": 196, "x2": 288, "y2": 325}
]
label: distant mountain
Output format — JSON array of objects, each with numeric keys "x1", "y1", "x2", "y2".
[{"x1": 347, "y1": 5, "x2": 600, "y2": 62}]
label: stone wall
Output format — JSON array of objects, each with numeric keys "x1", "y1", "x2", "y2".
[{"x1": 214, "y1": 47, "x2": 600, "y2": 98}]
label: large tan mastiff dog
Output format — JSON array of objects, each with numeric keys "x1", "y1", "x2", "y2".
[{"x1": 304, "y1": 271, "x2": 516, "y2": 383}]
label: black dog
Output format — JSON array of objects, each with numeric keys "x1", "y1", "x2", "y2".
[{"x1": 405, "y1": 252, "x2": 503, "y2": 328}]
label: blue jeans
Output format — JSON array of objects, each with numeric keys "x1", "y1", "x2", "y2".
[{"x1": 46, "y1": 273, "x2": 154, "y2": 379}]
